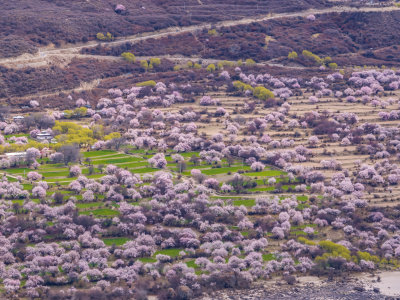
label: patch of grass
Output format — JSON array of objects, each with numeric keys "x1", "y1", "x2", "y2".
[
  {"x1": 138, "y1": 257, "x2": 157, "y2": 263},
  {"x1": 291, "y1": 230, "x2": 307, "y2": 236},
  {"x1": 128, "y1": 149, "x2": 147, "y2": 154},
  {"x1": 76, "y1": 202, "x2": 104, "y2": 209},
  {"x1": 297, "y1": 203, "x2": 310, "y2": 210},
  {"x1": 92, "y1": 156, "x2": 142, "y2": 165},
  {"x1": 5, "y1": 168, "x2": 31, "y2": 174},
  {"x1": 79, "y1": 208, "x2": 119, "y2": 217},
  {"x1": 102, "y1": 237, "x2": 130, "y2": 246},
  {"x1": 186, "y1": 260, "x2": 199, "y2": 269},
  {"x1": 22, "y1": 183, "x2": 33, "y2": 190},
  {"x1": 262, "y1": 253, "x2": 276, "y2": 261},
  {"x1": 179, "y1": 151, "x2": 200, "y2": 158},
  {"x1": 82, "y1": 150, "x2": 117, "y2": 157},
  {"x1": 40, "y1": 171, "x2": 70, "y2": 178},
  {"x1": 131, "y1": 167, "x2": 158, "y2": 174},
  {"x1": 118, "y1": 162, "x2": 148, "y2": 168},
  {"x1": 6, "y1": 176, "x2": 18, "y2": 182},
  {"x1": 297, "y1": 195, "x2": 308, "y2": 202},
  {"x1": 11, "y1": 199, "x2": 24, "y2": 205},
  {"x1": 247, "y1": 187, "x2": 274, "y2": 192},
  {"x1": 154, "y1": 248, "x2": 184, "y2": 258},
  {"x1": 45, "y1": 179, "x2": 75, "y2": 184},
  {"x1": 86, "y1": 174, "x2": 105, "y2": 179},
  {"x1": 90, "y1": 153, "x2": 128, "y2": 160},
  {"x1": 233, "y1": 199, "x2": 255, "y2": 207},
  {"x1": 244, "y1": 170, "x2": 285, "y2": 177},
  {"x1": 281, "y1": 185, "x2": 296, "y2": 191},
  {"x1": 5, "y1": 133, "x2": 29, "y2": 138},
  {"x1": 202, "y1": 166, "x2": 250, "y2": 175}
]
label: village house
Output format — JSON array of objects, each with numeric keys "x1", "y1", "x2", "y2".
[
  {"x1": 36, "y1": 130, "x2": 53, "y2": 141},
  {"x1": 12, "y1": 115, "x2": 24, "y2": 123},
  {"x1": 2, "y1": 152, "x2": 27, "y2": 160}
]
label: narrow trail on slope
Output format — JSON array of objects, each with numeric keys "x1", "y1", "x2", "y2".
[
  {"x1": 0, "y1": 54, "x2": 312, "y2": 101},
  {"x1": 0, "y1": 6, "x2": 397, "y2": 69}
]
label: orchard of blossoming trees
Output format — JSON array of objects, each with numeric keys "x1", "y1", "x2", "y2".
[{"x1": 1, "y1": 56, "x2": 400, "y2": 299}]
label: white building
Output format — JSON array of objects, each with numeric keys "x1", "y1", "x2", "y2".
[
  {"x1": 36, "y1": 131, "x2": 53, "y2": 141},
  {"x1": 13, "y1": 116, "x2": 24, "y2": 122},
  {"x1": 4, "y1": 152, "x2": 27, "y2": 159}
]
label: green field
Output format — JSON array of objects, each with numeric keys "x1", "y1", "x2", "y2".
[
  {"x1": 102, "y1": 237, "x2": 130, "y2": 246},
  {"x1": 154, "y1": 248, "x2": 184, "y2": 257},
  {"x1": 244, "y1": 170, "x2": 285, "y2": 177},
  {"x1": 79, "y1": 208, "x2": 119, "y2": 217},
  {"x1": 233, "y1": 199, "x2": 255, "y2": 207},
  {"x1": 202, "y1": 166, "x2": 250, "y2": 175},
  {"x1": 82, "y1": 150, "x2": 117, "y2": 157}
]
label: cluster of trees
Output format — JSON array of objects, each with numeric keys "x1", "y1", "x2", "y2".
[{"x1": 0, "y1": 60, "x2": 400, "y2": 298}]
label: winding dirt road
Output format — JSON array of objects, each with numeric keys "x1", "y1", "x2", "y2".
[
  {"x1": 1, "y1": 5, "x2": 398, "y2": 101},
  {"x1": 0, "y1": 5, "x2": 397, "y2": 69}
]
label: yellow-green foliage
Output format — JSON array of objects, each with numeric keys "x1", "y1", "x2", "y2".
[
  {"x1": 104, "y1": 132, "x2": 121, "y2": 141},
  {"x1": 302, "y1": 50, "x2": 323, "y2": 65},
  {"x1": 174, "y1": 61, "x2": 201, "y2": 71},
  {"x1": 208, "y1": 29, "x2": 217, "y2": 36},
  {"x1": 96, "y1": 32, "x2": 114, "y2": 41},
  {"x1": 288, "y1": 51, "x2": 298, "y2": 60},
  {"x1": 328, "y1": 62, "x2": 338, "y2": 70},
  {"x1": 237, "y1": 59, "x2": 243, "y2": 66},
  {"x1": 140, "y1": 60, "x2": 149, "y2": 71},
  {"x1": 92, "y1": 125, "x2": 104, "y2": 139},
  {"x1": 206, "y1": 64, "x2": 216, "y2": 72},
  {"x1": 136, "y1": 80, "x2": 156, "y2": 87},
  {"x1": 297, "y1": 237, "x2": 316, "y2": 246},
  {"x1": 64, "y1": 108, "x2": 87, "y2": 118},
  {"x1": 253, "y1": 86, "x2": 274, "y2": 100},
  {"x1": 357, "y1": 251, "x2": 380, "y2": 263},
  {"x1": 63, "y1": 110, "x2": 74, "y2": 119},
  {"x1": 53, "y1": 121, "x2": 81, "y2": 134},
  {"x1": 121, "y1": 52, "x2": 136, "y2": 63},
  {"x1": 318, "y1": 240, "x2": 351, "y2": 260},
  {"x1": 388, "y1": 258, "x2": 400, "y2": 268},
  {"x1": 233, "y1": 81, "x2": 253, "y2": 92},
  {"x1": 74, "y1": 107, "x2": 87, "y2": 117},
  {"x1": 150, "y1": 58, "x2": 161, "y2": 67},
  {"x1": 106, "y1": 32, "x2": 114, "y2": 41},
  {"x1": 245, "y1": 58, "x2": 256, "y2": 66},
  {"x1": 217, "y1": 60, "x2": 235, "y2": 69},
  {"x1": 53, "y1": 121, "x2": 96, "y2": 147},
  {"x1": 96, "y1": 33, "x2": 105, "y2": 40}
]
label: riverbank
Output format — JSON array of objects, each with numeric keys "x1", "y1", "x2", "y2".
[{"x1": 198, "y1": 271, "x2": 400, "y2": 299}]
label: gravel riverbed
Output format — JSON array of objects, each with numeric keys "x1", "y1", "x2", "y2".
[{"x1": 198, "y1": 272, "x2": 400, "y2": 300}]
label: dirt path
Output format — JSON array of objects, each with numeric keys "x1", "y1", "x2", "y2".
[
  {"x1": 0, "y1": 54, "x2": 308, "y2": 101},
  {"x1": 0, "y1": 5, "x2": 397, "y2": 69}
]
